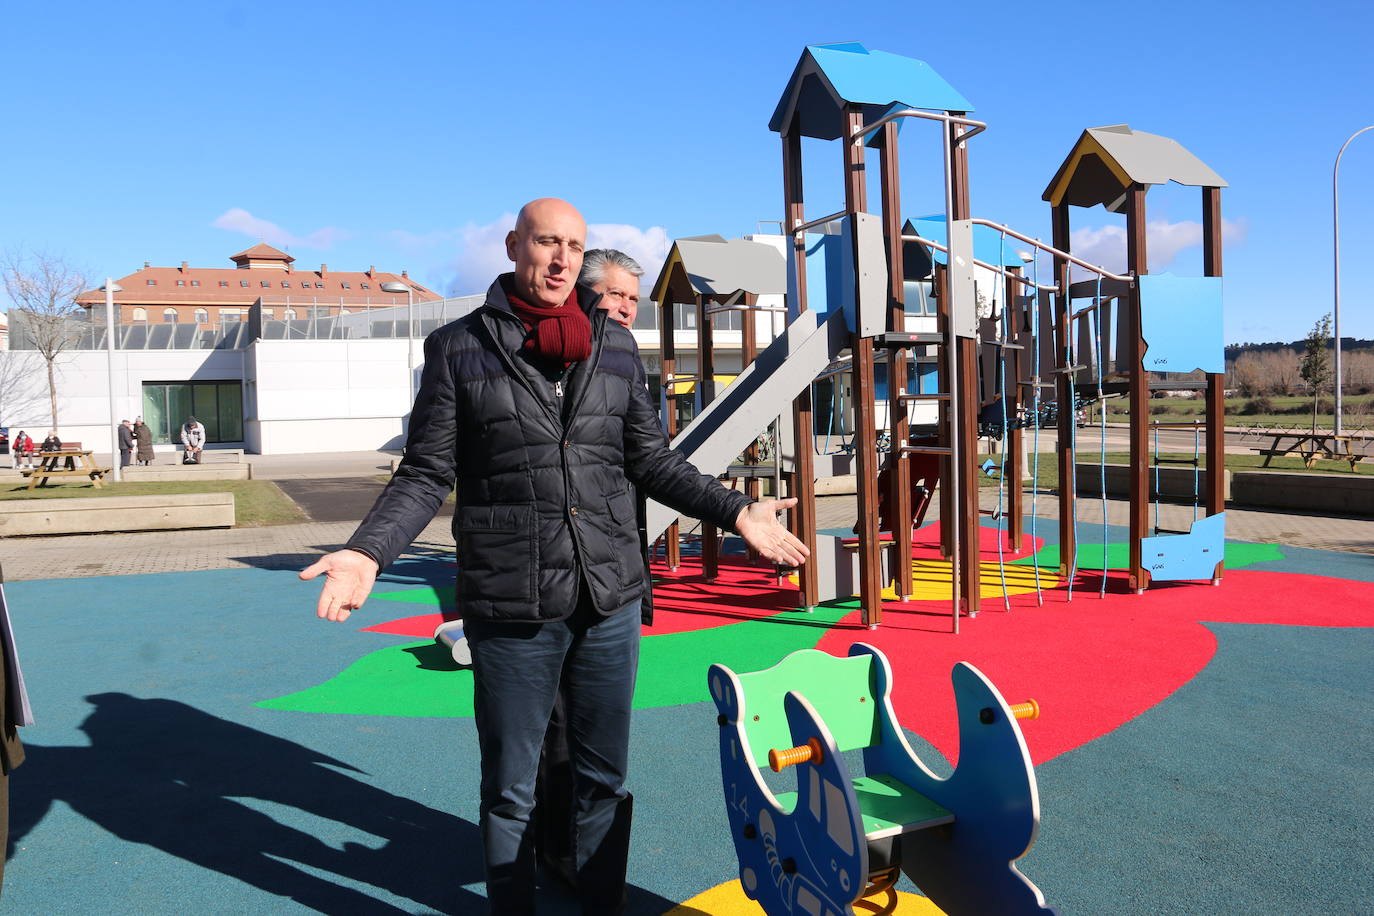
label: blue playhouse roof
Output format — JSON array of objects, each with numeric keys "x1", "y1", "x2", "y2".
[
  {"x1": 770, "y1": 42, "x2": 974, "y2": 141},
  {"x1": 904, "y1": 217, "x2": 1029, "y2": 268}
]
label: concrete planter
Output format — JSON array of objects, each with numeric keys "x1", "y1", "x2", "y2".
[
  {"x1": 121, "y1": 464, "x2": 251, "y2": 481},
  {"x1": 1074, "y1": 463, "x2": 1230, "y2": 502},
  {"x1": 1230, "y1": 471, "x2": 1374, "y2": 516},
  {"x1": 0, "y1": 493, "x2": 235, "y2": 536}
]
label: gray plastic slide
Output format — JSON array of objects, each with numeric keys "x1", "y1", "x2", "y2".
[{"x1": 645, "y1": 307, "x2": 852, "y2": 540}]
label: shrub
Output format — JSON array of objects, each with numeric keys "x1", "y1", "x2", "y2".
[{"x1": 1240, "y1": 396, "x2": 1274, "y2": 415}]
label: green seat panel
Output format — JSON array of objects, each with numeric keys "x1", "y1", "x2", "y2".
[
  {"x1": 734, "y1": 650, "x2": 880, "y2": 769},
  {"x1": 775, "y1": 773, "x2": 953, "y2": 841}
]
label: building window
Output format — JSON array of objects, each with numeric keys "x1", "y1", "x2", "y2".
[
  {"x1": 191, "y1": 280, "x2": 200, "y2": 287},
  {"x1": 140, "y1": 380, "x2": 244, "y2": 445},
  {"x1": 219, "y1": 281, "x2": 229, "y2": 287},
  {"x1": 283, "y1": 309, "x2": 297, "y2": 320},
  {"x1": 176, "y1": 279, "x2": 185, "y2": 286},
  {"x1": 360, "y1": 282, "x2": 370, "y2": 290},
  {"x1": 240, "y1": 280, "x2": 249, "y2": 288},
  {"x1": 194, "y1": 309, "x2": 208, "y2": 324},
  {"x1": 146, "y1": 279, "x2": 157, "y2": 286},
  {"x1": 221, "y1": 309, "x2": 241, "y2": 322},
  {"x1": 260, "y1": 281, "x2": 271, "y2": 288},
  {"x1": 341, "y1": 282, "x2": 351, "y2": 289},
  {"x1": 314, "y1": 282, "x2": 324, "y2": 288},
  {"x1": 163, "y1": 308, "x2": 177, "y2": 323},
  {"x1": 301, "y1": 282, "x2": 310, "y2": 288},
  {"x1": 281, "y1": 281, "x2": 290, "y2": 288},
  {"x1": 261, "y1": 308, "x2": 274, "y2": 318},
  {"x1": 132, "y1": 307, "x2": 147, "y2": 322}
]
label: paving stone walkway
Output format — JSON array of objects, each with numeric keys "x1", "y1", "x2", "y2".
[{"x1": 6, "y1": 487, "x2": 1368, "y2": 583}]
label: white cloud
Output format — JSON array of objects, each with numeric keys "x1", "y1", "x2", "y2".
[
  {"x1": 586, "y1": 223, "x2": 671, "y2": 287},
  {"x1": 1062, "y1": 218, "x2": 1248, "y2": 278},
  {"x1": 210, "y1": 208, "x2": 351, "y2": 251},
  {"x1": 414, "y1": 215, "x2": 672, "y2": 296}
]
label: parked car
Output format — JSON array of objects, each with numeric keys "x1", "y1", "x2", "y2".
[{"x1": 0, "y1": 426, "x2": 8, "y2": 455}]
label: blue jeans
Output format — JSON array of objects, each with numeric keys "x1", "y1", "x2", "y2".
[{"x1": 466, "y1": 595, "x2": 640, "y2": 915}]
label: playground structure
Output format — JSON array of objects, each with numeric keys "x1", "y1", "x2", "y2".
[
  {"x1": 647, "y1": 43, "x2": 1229, "y2": 628},
  {"x1": 710, "y1": 644, "x2": 1053, "y2": 915}
]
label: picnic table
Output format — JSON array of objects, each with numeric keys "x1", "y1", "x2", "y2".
[
  {"x1": 1256, "y1": 432, "x2": 1366, "y2": 471},
  {"x1": 21, "y1": 449, "x2": 111, "y2": 489}
]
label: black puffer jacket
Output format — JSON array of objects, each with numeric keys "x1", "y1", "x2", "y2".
[{"x1": 347, "y1": 276, "x2": 751, "y2": 622}]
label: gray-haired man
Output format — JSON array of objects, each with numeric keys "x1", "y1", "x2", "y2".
[{"x1": 580, "y1": 249, "x2": 642, "y2": 329}]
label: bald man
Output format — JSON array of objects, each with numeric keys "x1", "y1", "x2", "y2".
[{"x1": 303, "y1": 199, "x2": 807, "y2": 914}]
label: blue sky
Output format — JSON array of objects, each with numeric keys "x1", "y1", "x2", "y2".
[{"x1": 2, "y1": 0, "x2": 1371, "y2": 344}]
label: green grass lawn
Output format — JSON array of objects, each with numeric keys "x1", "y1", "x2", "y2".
[
  {"x1": 0, "y1": 479, "x2": 306, "y2": 527},
  {"x1": 1095, "y1": 393, "x2": 1374, "y2": 431}
]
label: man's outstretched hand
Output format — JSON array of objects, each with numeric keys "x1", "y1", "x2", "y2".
[
  {"x1": 734, "y1": 498, "x2": 810, "y2": 567},
  {"x1": 300, "y1": 549, "x2": 380, "y2": 622}
]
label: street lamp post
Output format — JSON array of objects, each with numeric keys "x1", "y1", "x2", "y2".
[
  {"x1": 1334, "y1": 125, "x2": 1374, "y2": 437},
  {"x1": 380, "y1": 280, "x2": 416, "y2": 405},
  {"x1": 99, "y1": 279, "x2": 123, "y2": 481}
]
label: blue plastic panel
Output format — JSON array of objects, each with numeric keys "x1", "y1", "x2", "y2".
[
  {"x1": 1139, "y1": 274, "x2": 1224, "y2": 374},
  {"x1": 788, "y1": 231, "x2": 846, "y2": 323},
  {"x1": 906, "y1": 216, "x2": 1029, "y2": 268},
  {"x1": 770, "y1": 43, "x2": 973, "y2": 139},
  {"x1": 1141, "y1": 512, "x2": 1225, "y2": 582}
]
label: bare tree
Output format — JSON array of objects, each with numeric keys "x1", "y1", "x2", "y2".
[
  {"x1": 1, "y1": 250, "x2": 90, "y2": 431},
  {"x1": 0, "y1": 350, "x2": 46, "y2": 426}
]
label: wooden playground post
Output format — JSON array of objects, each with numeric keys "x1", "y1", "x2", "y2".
[
  {"x1": 1125, "y1": 184, "x2": 1151, "y2": 593},
  {"x1": 782, "y1": 122, "x2": 819, "y2": 607},
  {"x1": 950, "y1": 114, "x2": 980, "y2": 615},
  {"x1": 936, "y1": 262, "x2": 955, "y2": 563},
  {"x1": 1203, "y1": 185, "x2": 1226, "y2": 582},
  {"x1": 698, "y1": 291, "x2": 720, "y2": 580},
  {"x1": 1005, "y1": 266, "x2": 1026, "y2": 550},
  {"x1": 659, "y1": 291, "x2": 681, "y2": 569},
  {"x1": 842, "y1": 104, "x2": 884, "y2": 627},
  {"x1": 877, "y1": 121, "x2": 914, "y2": 598},
  {"x1": 1050, "y1": 204, "x2": 1076, "y2": 576},
  {"x1": 742, "y1": 292, "x2": 763, "y2": 506}
]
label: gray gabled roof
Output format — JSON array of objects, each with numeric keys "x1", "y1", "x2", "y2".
[
  {"x1": 651, "y1": 236, "x2": 786, "y2": 303},
  {"x1": 1043, "y1": 125, "x2": 1227, "y2": 213}
]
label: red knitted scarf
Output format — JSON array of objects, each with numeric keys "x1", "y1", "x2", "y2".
[{"x1": 505, "y1": 285, "x2": 591, "y2": 366}]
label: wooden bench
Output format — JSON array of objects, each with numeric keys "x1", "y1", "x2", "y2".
[
  {"x1": 1255, "y1": 432, "x2": 1366, "y2": 471},
  {"x1": 22, "y1": 448, "x2": 111, "y2": 489}
]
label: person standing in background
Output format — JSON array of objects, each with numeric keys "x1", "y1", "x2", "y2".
[
  {"x1": 133, "y1": 418, "x2": 155, "y2": 466},
  {"x1": 117, "y1": 420, "x2": 134, "y2": 469}
]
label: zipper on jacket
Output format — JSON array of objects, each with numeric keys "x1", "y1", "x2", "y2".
[
  {"x1": 480, "y1": 309, "x2": 561, "y2": 429},
  {"x1": 559, "y1": 310, "x2": 606, "y2": 581}
]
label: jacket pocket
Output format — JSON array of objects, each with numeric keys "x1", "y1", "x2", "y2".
[
  {"x1": 606, "y1": 487, "x2": 635, "y2": 525},
  {"x1": 456, "y1": 504, "x2": 538, "y2": 607}
]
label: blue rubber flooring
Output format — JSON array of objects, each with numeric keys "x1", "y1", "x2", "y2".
[{"x1": 3, "y1": 543, "x2": 1371, "y2": 914}]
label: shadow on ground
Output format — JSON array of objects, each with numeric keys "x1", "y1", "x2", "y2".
[{"x1": 7, "y1": 694, "x2": 682, "y2": 914}]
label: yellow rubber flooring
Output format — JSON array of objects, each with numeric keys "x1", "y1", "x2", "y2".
[
  {"x1": 664, "y1": 880, "x2": 946, "y2": 915},
  {"x1": 881, "y1": 558, "x2": 1055, "y2": 601}
]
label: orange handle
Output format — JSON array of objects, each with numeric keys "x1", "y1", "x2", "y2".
[
  {"x1": 1008, "y1": 699, "x2": 1040, "y2": 721},
  {"x1": 769, "y1": 737, "x2": 825, "y2": 772}
]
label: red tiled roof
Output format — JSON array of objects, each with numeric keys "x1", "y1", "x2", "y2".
[
  {"x1": 230, "y1": 243, "x2": 294, "y2": 264},
  {"x1": 75, "y1": 265, "x2": 440, "y2": 307}
]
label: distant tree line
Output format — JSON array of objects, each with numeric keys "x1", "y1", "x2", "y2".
[{"x1": 1226, "y1": 346, "x2": 1374, "y2": 398}]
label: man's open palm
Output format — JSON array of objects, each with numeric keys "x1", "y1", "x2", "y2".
[
  {"x1": 735, "y1": 498, "x2": 810, "y2": 567},
  {"x1": 301, "y1": 549, "x2": 380, "y2": 622}
]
